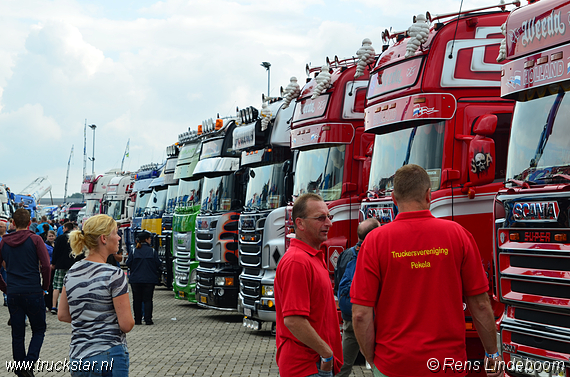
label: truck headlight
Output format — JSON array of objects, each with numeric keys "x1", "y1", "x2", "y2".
[
  {"x1": 261, "y1": 285, "x2": 274, "y2": 297},
  {"x1": 215, "y1": 276, "x2": 234, "y2": 286}
]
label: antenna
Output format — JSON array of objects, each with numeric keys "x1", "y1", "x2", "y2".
[{"x1": 448, "y1": 0, "x2": 465, "y2": 59}]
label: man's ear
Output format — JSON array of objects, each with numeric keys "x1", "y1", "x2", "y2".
[
  {"x1": 391, "y1": 192, "x2": 398, "y2": 207},
  {"x1": 425, "y1": 188, "x2": 431, "y2": 206},
  {"x1": 294, "y1": 217, "x2": 304, "y2": 232}
]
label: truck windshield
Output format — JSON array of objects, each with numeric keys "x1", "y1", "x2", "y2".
[
  {"x1": 245, "y1": 162, "x2": 286, "y2": 211},
  {"x1": 177, "y1": 179, "x2": 201, "y2": 208},
  {"x1": 134, "y1": 191, "x2": 151, "y2": 217},
  {"x1": 145, "y1": 187, "x2": 168, "y2": 214},
  {"x1": 506, "y1": 87, "x2": 570, "y2": 183},
  {"x1": 85, "y1": 199, "x2": 101, "y2": 217},
  {"x1": 293, "y1": 146, "x2": 345, "y2": 201},
  {"x1": 200, "y1": 175, "x2": 236, "y2": 213},
  {"x1": 166, "y1": 185, "x2": 179, "y2": 214},
  {"x1": 369, "y1": 122, "x2": 445, "y2": 196},
  {"x1": 107, "y1": 200, "x2": 123, "y2": 220}
]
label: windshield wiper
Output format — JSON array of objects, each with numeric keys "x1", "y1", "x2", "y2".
[
  {"x1": 530, "y1": 88, "x2": 565, "y2": 168},
  {"x1": 403, "y1": 127, "x2": 418, "y2": 166}
]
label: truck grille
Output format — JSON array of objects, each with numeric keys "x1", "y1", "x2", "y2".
[{"x1": 174, "y1": 257, "x2": 191, "y2": 285}]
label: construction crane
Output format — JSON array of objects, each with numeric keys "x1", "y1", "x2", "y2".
[{"x1": 64, "y1": 145, "x2": 74, "y2": 203}]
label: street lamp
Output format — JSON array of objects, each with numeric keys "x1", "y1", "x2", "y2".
[
  {"x1": 261, "y1": 62, "x2": 271, "y2": 96},
  {"x1": 88, "y1": 124, "x2": 96, "y2": 174}
]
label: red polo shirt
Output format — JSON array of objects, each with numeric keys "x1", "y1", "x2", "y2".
[
  {"x1": 351, "y1": 210, "x2": 489, "y2": 377},
  {"x1": 275, "y1": 238, "x2": 343, "y2": 377}
]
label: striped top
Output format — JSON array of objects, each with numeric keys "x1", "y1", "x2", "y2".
[{"x1": 63, "y1": 259, "x2": 129, "y2": 359}]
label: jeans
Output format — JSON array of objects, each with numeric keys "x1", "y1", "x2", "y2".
[
  {"x1": 1, "y1": 266, "x2": 7, "y2": 303},
  {"x1": 7, "y1": 292, "x2": 47, "y2": 364},
  {"x1": 131, "y1": 283, "x2": 155, "y2": 323},
  {"x1": 70, "y1": 344, "x2": 129, "y2": 377},
  {"x1": 307, "y1": 362, "x2": 334, "y2": 377}
]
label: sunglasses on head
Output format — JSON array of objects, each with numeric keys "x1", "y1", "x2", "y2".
[{"x1": 303, "y1": 214, "x2": 334, "y2": 222}]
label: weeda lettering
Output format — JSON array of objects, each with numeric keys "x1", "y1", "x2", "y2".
[{"x1": 520, "y1": 10, "x2": 566, "y2": 48}]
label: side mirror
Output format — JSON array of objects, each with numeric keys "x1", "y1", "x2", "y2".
[
  {"x1": 473, "y1": 114, "x2": 497, "y2": 136},
  {"x1": 467, "y1": 136, "x2": 495, "y2": 188}
]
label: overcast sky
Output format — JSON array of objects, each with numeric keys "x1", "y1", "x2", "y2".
[{"x1": 1, "y1": 0, "x2": 497, "y2": 199}]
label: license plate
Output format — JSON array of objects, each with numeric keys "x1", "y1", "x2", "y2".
[
  {"x1": 178, "y1": 291, "x2": 185, "y2": 298},
  {"x1": 244, "y1": 308, "x2": 252, "y2": 317},
  {"x1": 200, "y1": 295, "x2": 207, "y2": 303},
  {"x1": 510, "y1": 355, "x2": 566, "y2": 377}
]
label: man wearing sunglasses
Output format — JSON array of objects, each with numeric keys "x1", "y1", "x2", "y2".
[
  {"x1": 351, "y1": 164, "x2": 502, "y2": 377},
  {"x1": 275, "y1": 193, "x2": 342, "y2": 377}
]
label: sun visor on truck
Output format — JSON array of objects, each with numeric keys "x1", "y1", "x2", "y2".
[{"x1": 192, "y1": 157, "x2": 240, "y2": 178}]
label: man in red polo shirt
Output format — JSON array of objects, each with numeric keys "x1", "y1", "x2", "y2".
[
  {"x1": 275, "y1": 193, "x2": 343, "y2": 377},
  {"x1": 351, "y1": 164, "x2": 503, "y2": 377}
]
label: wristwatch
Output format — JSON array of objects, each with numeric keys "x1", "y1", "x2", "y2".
[
  {"x1": 485, "y1": 351, "x2": 501, "y2": 359},
  {"x1": 320, "y1": 355, "x2": 333, "y2": 363}
]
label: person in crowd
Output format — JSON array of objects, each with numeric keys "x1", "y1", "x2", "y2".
[
  {"x1": 36, "y1": 216, "x2": 52, "y2": 237},
  {"x1": 56, "y1": 219, "x2": 67, "y2": 237},
  {"x1": 0, "y1": 208, "x2": 51, "y2": 377},
  {"x1": 274, "y1": 193, "x2": 343, "y2": 377},
  {"x1": 0, "y1": 218, "x2": 7, "y2": 306},
  {"x1": 29, "y1": 217, "x2": 39, "y2": 233},
  {"x1": 44, "y1": 230, "x2": 57, "y2": 311},
  {"x1": 351, "y1": 164, "x2": 503, "y2": 377},
  {"x1": 50, "y1": 222, "x2": 75, "y2": 314},
  {"x1": 8, "y1": 218, "x2": 16, "y2": 233},
  {"x1": 58, "y1": 214, "x2": 134, "y2": 377},
  {"x1": 126, "y1": 230, "x2": 160, "y2": 325},
  {"x1": 40, "y1": 224, "x2": 50, "y2": 242},
  {"x1": 334, "y1": 217, "x2": 379, "y2": 377}
]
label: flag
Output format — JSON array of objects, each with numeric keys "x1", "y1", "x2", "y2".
[{"x1": 125, "y1": 139, "x2": 130, "y2": 158}]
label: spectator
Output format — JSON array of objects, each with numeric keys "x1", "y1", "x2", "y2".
[
  {"x1": 0, "y1": 218, "x2": 7, "y2": 306},
  {"x1": 29, "y1": 217, "x2": 39, "y2": 233},
  {"x1": 351, "y1": 164, "x2": 503, "y2": 377},
  {"x1": 126, "y1": 230, "x2": 160, "y2": 325},
  {"x1": 334, "y1": 218, "x2": 379, "y2": 377},
  {"x1": 50, "y1": 222, "x2": 75, "y2": 314},
  {"x1": 40, "y1": 224, "x2": 50, "y2": 242},
  {"x1": 0, "y1": 208, "x2": 51, "y2": 377},
  {"x1": 36, "y1": 216, "x2": 53, "y2": 237},
  {"x1": 58, "y1": 214, "x2": 134, "y2": 376},
  {"x1": 44, "y1": 230, "x2": 56, "y2": 310},
  {"x1": 275, "y1": 193, "x2": 343, "y2": 377}
]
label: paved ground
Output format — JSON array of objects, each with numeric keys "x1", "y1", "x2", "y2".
[{"x1": 1, "y1": 287, "x2": 372, "y2": 376}]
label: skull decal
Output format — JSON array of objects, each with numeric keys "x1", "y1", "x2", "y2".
[{"x1": 471, "y1": 151, "x2": 493, "y2": 175}]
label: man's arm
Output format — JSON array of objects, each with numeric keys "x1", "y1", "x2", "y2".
[
  {"x1": 352, "y1": 304, "x2": 375, "y2": 365},
  {"x1": 33, "y1": 236, "x2": 51, "y2": 291},
  {"x1": 465, "y1": 293, "x2": 504, "y2": 377},
  {"x1": 283, "y1": 315, "x2": 334, "y2": 371}
]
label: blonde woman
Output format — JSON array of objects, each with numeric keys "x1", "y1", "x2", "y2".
[{"x1": 58, "y1": 214, "x2": 134, "y2": 376}]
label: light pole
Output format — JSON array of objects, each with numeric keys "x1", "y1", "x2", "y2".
[
  {"x1": 88, "y1": 124, "x2": 97, "y2": 174},
  {"x1": 261, "y1": 62, "x2": 271, "y2": 96}
]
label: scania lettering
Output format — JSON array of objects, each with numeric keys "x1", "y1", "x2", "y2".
[
  {"x1": 236, "y1": 98, "x2": 294, "y2": 331},
  {"x1": 361, "y1": 4, "x2": 518, "y2": 372},
  {"x1": 496, "y1": 0, "x2": 570, "y2": 375}
]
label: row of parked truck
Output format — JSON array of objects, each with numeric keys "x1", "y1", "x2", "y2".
[{"x1": 77, "y1": 1, "x2": 570, "y2": 375}]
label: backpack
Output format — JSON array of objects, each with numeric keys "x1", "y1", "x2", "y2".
[{"x1": 338, "y1": 247, "x2": 358, "y2": 317}]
